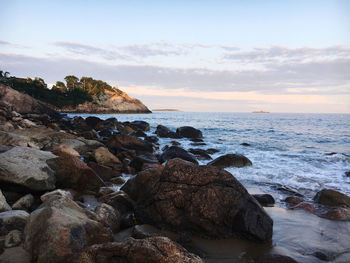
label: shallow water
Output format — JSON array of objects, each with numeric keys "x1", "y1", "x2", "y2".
[{"x1": 70, "y1": 112, "x2": 350, "y2": 262}]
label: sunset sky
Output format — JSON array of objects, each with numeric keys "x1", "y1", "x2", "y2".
[{"x1": 1, "y1": 0, "x2": 349, "y2": 113}]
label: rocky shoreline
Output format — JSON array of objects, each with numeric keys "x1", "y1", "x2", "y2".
[{"x1": 1, "y1": 84, "x2": 350, "y2": 263}]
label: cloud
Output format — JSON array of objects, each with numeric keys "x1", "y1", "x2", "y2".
[
  {"x1": 52, "y1": 41, "x2": 128, "y2": 60},
  {"x1": 0, "y1": 40, "x2": 12, "y2": 46},
  {"x1": 120, "y1": 43, "x2": 186, "y2": 57},
  {"x1": 220, "y1": 45, "x2": 240, "y2": 51},
  {"x1": 223, "y1": 45, "x2": 350, "y2": 63}
]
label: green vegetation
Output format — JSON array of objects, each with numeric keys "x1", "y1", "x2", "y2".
[{"x1": 0, "y1": 71, "x2": 119, "y2": 108}]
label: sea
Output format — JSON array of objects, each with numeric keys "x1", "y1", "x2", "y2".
[
  {"x1": 69, "y1": 112, "x2": 350, "y2": 262},
  {"x1": 70, "y1": 112, "x2": 350, "y2": 201}
]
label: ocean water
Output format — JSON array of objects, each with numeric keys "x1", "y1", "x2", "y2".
[{"x1": 71, "y1": 112, "x2": 350, "y2": 200}]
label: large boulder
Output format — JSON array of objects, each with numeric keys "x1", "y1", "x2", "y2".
[
  {"x1": 76, "y1": 236, "x2": 203, "y2": 263},
  {"x1": 314, "y1": 189, "x2": 350, "y2": 208},
  {"x1": 128, "y1": 120, "x2": 150, "y2": 131},
  {"x1": 160, "y1": 146, "x2": 198, "y2": 164},
  {"x1": 49, "y1": 149, "x2": 104, "y2": 193},
  {"x1": 176, "y1": 126, "x2": 202, "y2": 139},
  {"x1": 188, "y1": 148, "x2": 212, "y2": 160},
  {"x1": 107, "y1": 134, "x2": 153, "y2": 153},
  {"x1": 0, "y1": 147, "x2": 57, "y2": 191},
  {"x1": 85, "y1": 116, "x2": 102, "y2": 129},
  {"x1": 24, "y1": 197, "x2": 112, "y2": 263},
  {"x1": 208, "y1": 153, "x2": 252, "y2": 168},
  {"x1": 94, "y1": 147, "x2": 122, "y2": 171},
  {"x1": 155, "y1": 125, "x2": 179, "y2": 138},
  {"x1": 122, "y1": 158, "x2": 273, "y2": 242}
]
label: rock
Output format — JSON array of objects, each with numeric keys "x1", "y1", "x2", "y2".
[
  {"x1": 253, "y1": 254, "x2": 299, "y2": 263},
  {"x1": 75, "y1": 236, "x2": 203, "y2": 263},
  {"x1": 51, "y1": 150, "x2": 105, "y2": 193},
  {"x1": 95, "y1": 203, "x2": 121, "y2": 233},
  {"x1": 24, "y1": 197, "x2": 112, "y2": 263},
  {"x1": 117, "y1": 149, "x2": 136, "y2": 162},
  {"x1": 290, "y1": 202, "x2": 315, "y2": 213},
  {"x1": 85, "y1": 116, "x2": 102, "y2": 129},
  {"x1": 94, "y1": 147, "x2": 122, "y2": 171},
  {"x1": 144, "y1": 135, "x2": 159, "y2": 143},
  {"x1": 4, "y1": 229, "x2": 22, "y2": 248},
  {"x1": 88, "y1": 162, "x2": 115, "y2": 181},
  {"x1": 160, "y1": 146, "x2": 198, "y2": 164},
  {"x1": 205, "y1": 148, "x2": 220, "y2": 154},
  {"x1": 142, "y1": 163, "x2": 164, "y2": 171},
  {"x1": 40, "y1": 189, "x2": 73, "y2": 202},
  {"x1": 110, "y1": 177, "x2": 125, "y2": 185},
  {"x1": 130, "y1": 130, "x2": 147, "y2": 137},
  {"x1": 72, "y1": 116, "x2": 90, "y2": 131},
  {"x1": 171, "y1": 140, "x2": 181, "y2": 146},
  {"x1": 176, "y1": 126, "x2": 203, "y2": 139},
  {"x1": 98, "y1": 128, "x2": 112, "y2": 137},
  {"x1": 320, "y1": 207, "x2": 350, "y2": 221},
  {"x1": 276, "y1": 185, "x2": 303, "y2": 197},
  {"x1": 188, "y1": 148, "x2": 212, "y2": 160},
  {"x1": 0, "y1": 146, "x2": 56, "y2": 191},
  {"x1": 190, "y1": 138, "x2": 203, "y2": 142},
  {"x1": 77, "y1": 130, "x2": 97, "y2": 140},
  {"x1": 106, "y1": 191, "x2": 135, "y2": 215},
  {"x1": 122, "y1": 159, "x2": 273, "y2": 242},
  {"x1": 131, "y1": 225, "x2": 158, "y2": 239},
  {"x1": 345, "y1": 171, "x2": 350, "y2": 177},
  {"x1": 190, "y1": 142, "x2": 206, "y2": 146},
  {"x1": 95, "y1": 118, "x2": 118, "y2": 131},
  {"x1": 0, "y1": 246, "x2": 31, "y2": 263},
  {"x1": 0, "y1": 190, "x2": 11, "y2": 212},
  {"x1": 0, "y1": 210, "x2": 29, "y2": 235},
  {"x1": 208, "y1": 153, "x2": 252, "y2": 168},
  {"x1": 314, "y1": 189, "x2": 350, "y2": 208},
  {"x1": 52, "y1": 144, "x2": 80, "y2": 157},
  {"x1": 0, "y1": 84, "x2": 58, "y2": 117},
  {"x1": 128, "y1": 120, "x2": 150, "y2": 131},
  {"x1": 121, "y1": 212, "x2": 137, "y2": 229},
  {"x1": 284, "y1": 196, "x2": 304, "y2": 205},
  {"x1": 12, "y1": 194, "x2": 34, "y2": 211},
  {"x1": 107, "y1": 134, "x2": 153, "y2": 153},
  {"x1": 312, "y1": 251, "x2": 330, "y2": 261},
  {"x1": 130, "y1": 152, "x2": 160, "y2": 171},
  {"x1": 21, "y1": 119, "x2": 37, "y2": 128},
  {"x1": 155, "y1": 125, "x2": 179, "y2": 138},
  {"x1": 252, "y1": 194, "x2": 275, "y2": 207},
  {"x1": 241, "y1": 142, "x2": 251, "y2": 146}
]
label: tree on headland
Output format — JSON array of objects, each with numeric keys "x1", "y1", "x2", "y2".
[{"x1": 64, "y1": 75, "x2": 79, "y2": 90}]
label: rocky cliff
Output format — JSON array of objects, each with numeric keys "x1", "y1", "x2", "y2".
[{"x1": 59, "y1": 89, "x2": 151, "y2": 114}]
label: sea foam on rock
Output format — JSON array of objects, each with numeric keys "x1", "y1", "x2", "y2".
[{"x1": 122, "y1": 158, "x2": 273, "y2": 242}]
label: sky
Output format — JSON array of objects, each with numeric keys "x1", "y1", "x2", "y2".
[{"x1": 1, "y1": 0, "x2": 350, "y2": 113}]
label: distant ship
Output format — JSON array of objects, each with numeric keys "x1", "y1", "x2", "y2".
[{"x1": 252, "y1": 110, "x2": 270, "y2": 113}]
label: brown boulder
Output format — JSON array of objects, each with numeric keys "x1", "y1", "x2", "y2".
[
  {"x1": 95, "y1": 203, "x2": 121, "y2": 233},
  {"x1": 94, "y1": 147, "x2": 122, "y2": 171},
  {"x1": 75, "y1": 236, "x2": 203, "y2": 263},
  {"x1": 107, "y1": 134, "x2": 153, "y2": 153},
  {"x1": 122, "y1": 158, "x2": 273, "y2": 242},
  {"x1": 24, "y1": 197, "x2": 112, "y2": 263},
  {"x1": 314, "y1": 189, "x2": 350, "y2": 208},
  {"x1": 208, "y1": 153, "x2": 252, "y2": 168}
]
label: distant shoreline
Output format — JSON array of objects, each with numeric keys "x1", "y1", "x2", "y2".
[{"x1": 152, "y1": 109, "x2": 180, "y2": 112}]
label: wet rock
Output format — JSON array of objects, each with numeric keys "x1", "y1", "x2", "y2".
[
  {"x1": 77, "y1": 130, "x2": 98, "y2": 140},
  {"x1": 88, "y1": 162, "x2": 115, "y2": 181},
  {"x1": 155, "y1": 125, "x2": 179, "y2": 138},
  {"x1": 320, "y1": 207, "x2": 350, "y2": 221},
  {"x1": 252, "y1": 194, "x2": 275, "y2": 207},
  {"x1": 24, "y1": 197, "x2": 112, "y2": 263},
  {"x1": 284, "y1": 196, "x2": 304, "y2": 205},
  {"x1": 345, "y1": 171, "x2": 350, "y2": 177},
  {"x1": 98, "y1": 128, "x2": 112, "y2": 137},
  {"x1": 75, "y1": 236, "x2": 203, "y2": 263},
  {"x1": 106, "y1": 191, "x2": 135, "y2": 215},
  {"x1": 121, "y1": 212, "x2": 137, "y2": 229},
  {"x1": 171, "y1": 140, "x2": 181, "y2": 146},
  {"x1": 130, "y1": 130, "x2": 147, "y2": 137},
  {"x1": 312, "y1": 251, "x2": 329, "y2": 261},
  {"x1": 276, "y1": 185, "x2": 303, "y2": 197},
  {"x1": 94, "y1": 147, "x2": 122, "y2": 171},
  {"x1": 95, "y1": 203, "x2": 121, "y2": 233},
  {"x1": 188, "y1": 148, "x2": 212, "y2": 160},
  {"x1": 40, "y1": 189, "x2": 73, "y2": 202},
  {"x1": 208, "y1": 153, "x2": 252, "y2": 168},
  {"x1": 128, "y1": 120, "x2": 150, "y2": 131},
  {"x1": 130, "y1": 152, "x2": 160, "y2": 171},
  {"x1": 12, "y1": 194, "x2": 34, "y2": 211},
  {"x1": 0, "y1": 146, "x2": 56, "y2": 191},
  {"x1": 290, "y1": 202, "x2": 315, "y2": 213},
  {"x1": 51, "y1": 150, "x2": 104, "y2": 193},
  {"x1": 122, "y1": 158, "x2": 273, "y2": 242},
  {"x1": 4, "y1": 229, "x2": 22, "y2": 248},
  {"x1": 190, "y1": 142, "x2": 207, "y2": 146},
  {"x1": 0, "y1": 210, "x2": 29, "y2": 235},
  {"x1": 107, "y1": 134, "x2": 153, "y2": 153},
  {"x1": 95, "y1": 118, "x2": 118, "y2": 131},
  {"x1": 241, "y1": 142, "x2": 251, "y2": 146},
  {"x1": 110, "y1": 176, "x2": 125, "y2": 185},
  {"x1": 176, "y1": 126, "x2": 203, "y2": 139},
  {"x1": 160, "y1": 146, "x2": 198, "y2": 164},
  {"x1": 144, "y1": 135, "x2": 159, "y2": 143},
  {"x1": 85, "y1": 116, "x2": 102, "y2": 129},
  {"x1": 0, "y1": 246, "x2": 31, "y2": 263},
  {"x1": 131, "y1": 225, "x2": 158, "y2": 239},
  {"x1": 0, "y1": 190, "x2": 11, "y2": 212},
  {"x1": 142, "y1": 163, "x2": 165, "y2": 171},
  {"x1": 253, "y1": 253, "x2": 298, "y2": 263},
  {"x1": 314, "y1": 189, "x2": 350, "y2": 208},
  {"x1": 205, "y1": 148, "x2": 220, "y2": 154},
  {"x1": 117, "y1": 149, "x2": 136, "y2": 162},
  {"x1": 190, "y1": 138, "x2": 203, "y2": 142}
]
